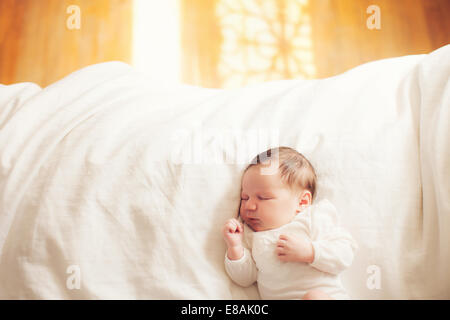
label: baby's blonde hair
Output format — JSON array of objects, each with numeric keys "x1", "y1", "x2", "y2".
[{"x1": 244, "y1": 146, "x2": 317, "y2": 200}]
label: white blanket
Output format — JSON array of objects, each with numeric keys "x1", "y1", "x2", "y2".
[{"x1": 0, "y1": 45, "x2": 449, "y2": 299}]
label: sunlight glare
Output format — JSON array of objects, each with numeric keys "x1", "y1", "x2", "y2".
[{"x1": 132, "y1": 0, "x2": 181, "y2": 86}]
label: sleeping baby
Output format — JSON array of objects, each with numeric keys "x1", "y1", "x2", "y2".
[{"x1": 223, "y1": 146, "x2": 357, "y2": 300}]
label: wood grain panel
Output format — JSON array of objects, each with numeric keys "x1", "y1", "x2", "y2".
[
  {"x1": 0, "y1": 0, "x2": 133, "y2": 87},
  {"x1": 310, "y1": 0, "x2": 449, "y2": 78}
]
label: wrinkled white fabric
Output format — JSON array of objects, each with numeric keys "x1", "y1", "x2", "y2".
[
  {"x1": 0, "y1": 45, "x2": 448, "y2": 299},
  {"x1": 225, "y1": 199, "x2": 357, "y2": 299}
]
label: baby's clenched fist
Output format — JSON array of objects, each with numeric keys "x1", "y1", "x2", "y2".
[{"x1": 223, "y1": 218, "x2": 244, "y2": 248}]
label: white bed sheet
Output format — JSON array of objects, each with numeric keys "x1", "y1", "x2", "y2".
[{"x1": 0, "y1": 45, "x2": 449, "y2": 299}]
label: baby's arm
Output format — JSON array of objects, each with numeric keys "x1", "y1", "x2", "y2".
[
  {"x1": 307, "y1": 200, "x2": 358, "y2": 275},
  {"x1": 223, "y1": 219, "x2": 257, "y2": 287}
]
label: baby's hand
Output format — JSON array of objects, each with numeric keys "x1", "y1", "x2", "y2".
[
  {"x1": 276, "y1": 234, "x2": 314, "y2": 263},
  {"x1": 223, "y1": 218, "x2": 244, "y2": 248}
]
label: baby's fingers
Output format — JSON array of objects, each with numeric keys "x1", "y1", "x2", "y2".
[
  {"x1": 276, "y1": 246, "x2": 285, "y2": 254},
  {"x1": 279, "y1": 234, "x2": 289, "y2": 241},
  {"x1": 237, "y1": 221, "x2": 244, "y2": 233},
  {"x1": 229, "y1": 218, "x2": 243, "y2": 233},
  {"x1": 229, "y1": 223, "x2": 239, "y2": 233},
  {"x1": 223, "y1": 221, "x2": 236, "y2": 233},
  {"x1": 276, "y1": 247, "x2": 288, "y2": 261}
]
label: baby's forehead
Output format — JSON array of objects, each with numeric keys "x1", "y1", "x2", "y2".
[{"x1": 242, "y1": 167, "x2": 285, "y2": 190}]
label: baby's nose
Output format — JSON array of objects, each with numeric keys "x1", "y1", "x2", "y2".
[
  {"x1": 245, "y1": 206, "x2": 257, "y2": 217},
  {"x1": 245, "y1": 200, "x2": 257, "y2": 211}
]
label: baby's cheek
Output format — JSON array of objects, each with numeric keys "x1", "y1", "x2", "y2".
[{"x1": 266, "y1": 212, "x2": 279, "y2": 225}]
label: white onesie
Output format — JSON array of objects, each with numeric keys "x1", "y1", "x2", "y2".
[{"x1": 224, "y1": 199, "x2": 358, "y2": 300}]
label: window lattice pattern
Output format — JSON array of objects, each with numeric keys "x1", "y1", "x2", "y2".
[{"x1": 216, "y1": 0, "x2": 315, "y2": 87}]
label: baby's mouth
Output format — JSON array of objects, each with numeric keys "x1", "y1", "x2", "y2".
[
  {"x1": 246, "y1": 218, "x2": 262, "y2": 231},
  {"x1": 247, "y1": 218, "x2": 260, "y2": 225}
]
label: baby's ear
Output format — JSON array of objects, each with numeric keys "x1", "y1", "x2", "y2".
[{"x1": 301, "y1": 190, "x2": 312, "y2": 204}]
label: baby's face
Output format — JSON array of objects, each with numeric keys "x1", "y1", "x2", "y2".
[{"x1": 239, "y1": 166, "x2": 302, "y2": 232}]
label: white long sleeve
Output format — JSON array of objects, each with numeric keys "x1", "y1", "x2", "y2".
[
  {"x1": 223, "y1": 199, "x2": 357, "y2": 299},
  {"x1": 224, "y1": 247, "x2": 258, "y2": 287},
  {"x1": 308, "y1": 200, "x2": 358, "y2": 275}
]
